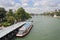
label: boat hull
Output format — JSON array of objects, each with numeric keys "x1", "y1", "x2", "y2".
[{"x1": 16, "y1": 25, "x2": 33, "y2": 37}]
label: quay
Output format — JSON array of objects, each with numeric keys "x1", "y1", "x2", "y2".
[{"x1": 0, "y1": 22, "x2": 26, "y2": 40}]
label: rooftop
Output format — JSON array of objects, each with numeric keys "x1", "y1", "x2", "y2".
[{"x1": 0, "y1": 22, "x2": 26, "y2": 38}]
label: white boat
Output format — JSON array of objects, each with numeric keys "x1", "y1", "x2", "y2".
[
  {"x1": 16, "y1": 22, "x2": 33, "y2": 37},
  {"x1": 54, "y1": 14, "x2": 57, "y2": 17},
  {"x1": 54, "y1": 14, "x2": 60, "y2": 18}
]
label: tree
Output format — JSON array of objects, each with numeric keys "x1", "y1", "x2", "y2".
[
  {"x1": 7, "y1": 16, "x2": 15, "y2": 24},
  {"x1": 24, "y1": 12, "x2": 32, "y2": 19},
  {"x1": 0, "y1": 7, "x2": 31, "y2": 27},
  {"x1": 16, "y1": 7, "x2": 32, "y2": 21},
  {"x1": 6, "y1": 9, "x2": 14, "y2": 17},
  {"x1": 14, "y1": 13, "x2": 20, "y2": 22},
  {"x1": 0, "y1": 7, "x2": 6, "y2": 22},
  {"x1": 56, "y1": 10, "x2": 60, "y2": 16},
  {"x1": 6, "y1": 9, "x2": 15, "y2": 24},
  {"x1": 16, "y1": 7, "x2": 26, "y2": 21}
]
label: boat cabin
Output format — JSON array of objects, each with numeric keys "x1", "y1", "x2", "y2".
[{"x1": 17, "y1": 22, "x2": 32, "y2": 35}]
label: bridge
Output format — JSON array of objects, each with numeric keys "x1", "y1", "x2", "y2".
[{"x1": 0, "y1": 22, "x2": 26, "y2": 40}]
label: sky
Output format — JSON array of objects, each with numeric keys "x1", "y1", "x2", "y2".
[{"x1": 0, "y1": 0, "x2": 60, "y2": 14}]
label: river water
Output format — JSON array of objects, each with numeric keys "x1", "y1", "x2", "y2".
[{"x1": 13, "y1": 16, "x2": 60, "y2": 40}]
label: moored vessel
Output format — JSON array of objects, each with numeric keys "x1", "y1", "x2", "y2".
[{"x1": 16, "y1": 22, "x2": 33, "y2": 37}]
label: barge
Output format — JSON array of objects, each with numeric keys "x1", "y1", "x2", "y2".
[{"x1": 16, "y1": 22, "x2": 33, "y2": 37}]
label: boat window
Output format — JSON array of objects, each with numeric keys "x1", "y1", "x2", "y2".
[{"x1": 18, "y1": 30, "x2": 25, "y2": 34}]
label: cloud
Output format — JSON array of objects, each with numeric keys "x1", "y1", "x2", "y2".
[
  {"x1": 22, "y1": 3, "x2": 28, "y2": 7},
  {"x1": 0, "y1": 0, "x2": 22, "y2": 10},
  {"x1": 6, "y1": 3, "x2": 21, "y2": 11},
  {"x1": 33, "y1": 0, "x2": 60, "y2": 13},
  {"x1": 0, "y1": 0, "x2": 60, "y2": 14},
  {"x1": 24, "y1": 7, "x2": 43, "y2": 14},
  {"x1": 14, "y1": 3, "x2": 21, "y2": 9},
  {"x1": 0, "y1": 0, "x2": 15, "y2": 7},
  {"x1": 34, "y1": 2, "x2": 40, "y2": 7},
  {"x1": 19, "y1": 0, "x2": 29, "y2": 3},
  {"x1": 34, "y1": 0, "x2": 56, "y2": 7}
]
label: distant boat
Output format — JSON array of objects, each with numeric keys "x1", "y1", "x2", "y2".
[
  {"x1": 54, "y1": 14, "x2": 57, "y2": 17},
  {"x1": 54, "y1": 14, "x2": 60, "y2": 18},
  {"x1": 16, "y1": 22, "x2": 33, "y2": 37}
]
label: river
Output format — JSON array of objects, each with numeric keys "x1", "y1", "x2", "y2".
[{"x1": 13, "y1": 16, "x2": 60, "y2": 40}]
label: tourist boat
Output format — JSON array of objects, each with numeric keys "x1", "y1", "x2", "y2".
[
  {"x1": 16, "y1": 22, "x2": 33, "y2": 37},
  {"x1": 54, "y1": 14, "x2": 60, "y2": 18},
  {"x1": 54, "y1": 14, "x2": 57, "y2": 17}
]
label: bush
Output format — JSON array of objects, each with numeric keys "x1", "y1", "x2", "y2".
[
  {"x1": 2, "y1": 22, "x2": 11, "y2": 27},
  {"x1": 6, "y1": 16, "x2": 15, "y2": 24},
  {"x1": 0, "y1": 23, "x2": 2, "y2": 27}
]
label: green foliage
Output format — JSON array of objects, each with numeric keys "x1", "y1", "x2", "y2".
[
  {"x1": 6, "y1": 9, "x2": 15, "y2": 24},
  {"x1": 56, "y1": 11, "x2": 60, "y2": 16},
  {"x1": 2, "y1": 22, "x2": 11, "y2": 27},
  {"x1": 0, "y1": 23, "x2": 2, "y2": 27},
  {"x1": 6, "y1": 16, "x2": 15, "y2": 24},
  {"x1": 0, "y1": 7, "x2": 6, "y2": 18},
  {"x1": 6, "y1": 9, "x2": 14, "y2": 17},
  {"x1": 16, "y1": 7, "x2": 25, "y2": 21},
  {"x1": 0, "y1": 7, "x2": 32, "y2": 27},
  {"x1": 14, "y1": 13, "x2": 21, "y2": 22},
  {"x1": 16, "y1": 7, "x2": 25, "y2": 15},
  {"x1": 24, "y1": 12, "x2": 32, "y2": 19},
  {"x1": 50, "y1": 13, "x2": 54, "y2": 16},
  {"x1": 0, "y1": 7, "x2": 6, "y2": 22},
  {"x1": 42, "y1": 9, "x2": 60, "y2": 16},
  {"x1": 16, "y1": 7, "x2": 31, "y2": 21}
]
